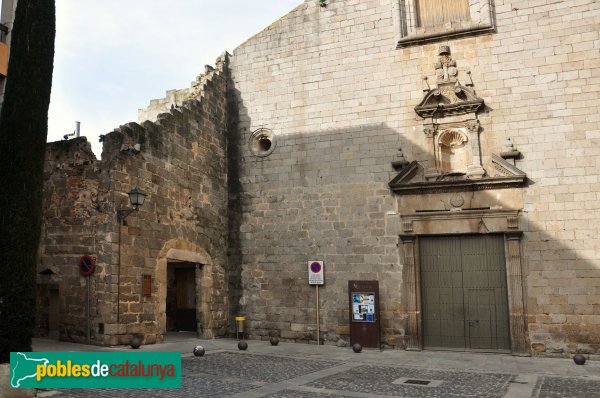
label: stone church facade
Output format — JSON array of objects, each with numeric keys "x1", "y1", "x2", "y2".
[{"x1": 37, "y1": 0, "x2": 599, "y2": 357}]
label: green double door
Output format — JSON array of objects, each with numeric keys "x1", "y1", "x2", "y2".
[{"x1": 420, "y1": 235, "x2": 510, "y2": 351}]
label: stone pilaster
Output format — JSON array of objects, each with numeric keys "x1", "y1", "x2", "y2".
[
  {"x1": 505, "y1": 232, "x2": 529, "y2": 355},
  {"x1": 400, "y1": 235, "x2": 421, "y2": 350},
  {"x1": 423, "y1": 126, "x2": 440, "y2": 180}
]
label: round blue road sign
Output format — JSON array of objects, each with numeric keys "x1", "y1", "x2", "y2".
[{"x1": 310, "y1": 262, "x2": 322, "y2": 273}]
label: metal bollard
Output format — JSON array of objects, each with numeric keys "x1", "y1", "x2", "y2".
[{"x1": 235, "y1": 315, "x2": 246, "y2": 340}]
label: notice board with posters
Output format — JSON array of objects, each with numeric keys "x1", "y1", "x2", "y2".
[{"x1": 348, "y1": 280, "x2": 380, "y2": 348}]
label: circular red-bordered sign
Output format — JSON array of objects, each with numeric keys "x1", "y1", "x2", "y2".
[
  {"x1": 310, "y1": 262, "x2": 322, "y2": 273},
  {"x1": 79, "y1": 255, "x2": 96, "y2": 276}
]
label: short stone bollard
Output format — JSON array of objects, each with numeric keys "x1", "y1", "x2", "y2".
[
  {"x1": 573, "y1": 354, "x2": 586, "y2": 365},
  {"x1": 352, "y1": 343, "x2": 362, "y2": 353},
  {"x1": 270, "y1": 337, "x2": 279, "y2": 346},
  {"x1": 193, "y1": 345, "x2": 205, "y2": 357},
  {"x1": 238, "y1": 341, "x2": 248, "y2": 350},
  {"x1": 130, "y1": 334, "x2": 143, "y2": 349}
]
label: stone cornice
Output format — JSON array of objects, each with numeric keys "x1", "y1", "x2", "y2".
[
  {"x1": 415, "y1": 83, "x2": 484, "y2": 119},
  {"x1": 389, "y1": 175, "x2": 527, "y2": 195}
]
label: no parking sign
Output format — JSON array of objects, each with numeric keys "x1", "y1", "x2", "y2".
[
  {"x1": 308, "y1": 260, "x2": 324, "y2": 285},
  {"x1": 78, "y1": 255, "x2": 95, "y2": 276}
]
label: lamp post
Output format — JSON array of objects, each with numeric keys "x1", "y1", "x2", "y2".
[{"x1": 116, "y1": 187, "x2": 147, "y2": 325}]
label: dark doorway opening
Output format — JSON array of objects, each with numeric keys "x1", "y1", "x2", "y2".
[
  {"x1": 166, "y1": 261, "x2": 198, "y2": 332},
  {"x1": 36, "y1": 283, "x2": 60, "y2": 340}
]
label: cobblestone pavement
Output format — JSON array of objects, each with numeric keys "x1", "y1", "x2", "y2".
[
  {"x1": 33, "y1": 337, "x2": 600, "y2": 398},
  {"x1": 306, "y1": 365, "x2": 515, "y2": 397},
  {"x1": 531, "y1": 376, "x2": 600, "y2": 398}
]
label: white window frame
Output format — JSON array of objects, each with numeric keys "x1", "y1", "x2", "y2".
[{"x1": 393, "y1": 0, "x2": 495, "y2": 48}]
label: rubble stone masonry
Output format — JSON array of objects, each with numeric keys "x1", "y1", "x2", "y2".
[{"x1": 39, "y1": 55, "x2": 231, "y2": 345}]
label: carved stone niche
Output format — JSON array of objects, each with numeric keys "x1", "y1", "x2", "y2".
[
  {"x1": 416, "y1": 46, "x2": 486, "y2": 181},
  {"x1": 423, "y1": 120, "x2": 484, "y2": 180},
  {"x1": 389, "y1": 46, "x2": 527, "y2": 195}
]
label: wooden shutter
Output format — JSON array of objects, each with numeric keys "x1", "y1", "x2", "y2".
[
  {"x1": 417, "y1": 0, "x2": 471, "y2": 28},
  {"x1": 143, "y1": 274, "x2": 152, "y2": 297}
]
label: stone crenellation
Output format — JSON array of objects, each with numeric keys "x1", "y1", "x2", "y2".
[
  {"x1": 38, "y1": 53, "x2": 232, "y2": 346},
  {"x1": 137, "y1": 53, "x2": 229, "y2": 124}
]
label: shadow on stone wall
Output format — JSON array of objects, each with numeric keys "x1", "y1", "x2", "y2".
[{"x1": 229, "y1": 119, "x2": 600, "y2": 355}]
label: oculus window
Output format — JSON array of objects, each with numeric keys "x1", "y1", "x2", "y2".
[{"x1": 249, "y1": 128, "x2": 276, "y2": 157}]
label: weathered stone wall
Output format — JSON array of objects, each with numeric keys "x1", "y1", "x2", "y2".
[
  {"x1": 39, "y1": 55, "x2": 231, "y2": 345},
  {"x1": 38, "y1": 138, "x2": 103, "y2": 342},
  {"x1": 229, "y1": 0, "x2": 600, "y2": 354},
  {"x1": 229, "y1": 0, "x2": 404, "y2": 346},
  {"x1": 138, "y1": 63, "x2": 227, "y2": 123},
  {"x1": 137, "y1": 88, "x2": 191, "y2": 123}
]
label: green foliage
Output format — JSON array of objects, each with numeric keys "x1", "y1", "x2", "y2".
[
  {"x1": 0, "y1": 0, "x2": 56, "y2": 363},
  {"x1": 319, "y1": 0, "x2": 327, "y2": 7}
]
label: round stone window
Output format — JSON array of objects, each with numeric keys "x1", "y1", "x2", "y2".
[{"x1": 249, "y1": 128, "x2": 276, "y2": 157}]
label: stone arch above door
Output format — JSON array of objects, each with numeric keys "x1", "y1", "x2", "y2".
[{"x1": 156, "y1": 239, "x2": 215, "y2": 339}]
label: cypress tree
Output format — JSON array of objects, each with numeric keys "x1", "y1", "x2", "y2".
[{"x1": 0, "y1": 0, "x2": 55, "y2": 362}]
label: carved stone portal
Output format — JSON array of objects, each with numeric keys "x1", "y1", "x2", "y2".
[{"x1": 389, "y1": 46, "x2": 530, "y2": 356}]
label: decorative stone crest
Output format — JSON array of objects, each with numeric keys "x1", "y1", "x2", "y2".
[
  {"x1": 449, "y1": 194, "x2": 464, "y2": 208},
  {"x1": 435, "y1": 46, "x2": 458, "y2": 83},
  {"x1": 415, "y1": 47, "x2": 484, "y2": 119}
]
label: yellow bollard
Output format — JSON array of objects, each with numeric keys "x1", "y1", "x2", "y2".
[{"x1": 235, "y1": 316, "x2": 246, "y2": 340}]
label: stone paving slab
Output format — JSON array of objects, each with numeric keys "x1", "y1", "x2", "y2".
[
  {"x1": 46, "y1": 371, "x2": 252, "y2": 398},
  {"x1": 264, "y1": 390, "x2": 356, "y2": 397},
  {"x1": 307, "y1": 365, "x2": 515, "y2": 398},
  {"x1": 531, "y1": 376, "x2": 600, "y2": 398},
  {"x1": 185, "y1": 351, "x2": 341, "y2": 383}
]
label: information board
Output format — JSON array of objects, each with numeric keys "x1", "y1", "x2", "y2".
[
  {"x1": 351, "y1": 292, "x2": 376, "y2": 323},
  {"x1": 348, "y1": 280, "x2": 380, "y2": 348}
]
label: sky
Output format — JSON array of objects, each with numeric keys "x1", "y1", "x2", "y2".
[{"x1": 48, "y1": 0, "x2": 302, "y2": 156}]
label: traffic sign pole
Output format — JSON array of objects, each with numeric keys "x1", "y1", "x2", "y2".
[
  {"x1": 316, "y1": 285, "x2": 320, "y2": 345},
  {"x1": 308, "y1": 260, "x2": 324, "y2": 345}
]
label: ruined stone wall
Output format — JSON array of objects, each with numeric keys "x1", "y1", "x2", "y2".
[
  {"x1": 38, "y1": 138, "x2": 103, "y2": 341},
  {"x1": 39, "y1": 55, "x2": 231, "y2": 345},
  {"x1": 229, "y1": 0, "x2": 600, "y2": 354},
  {"x1": 137, "y1": 88, "x2": 191, "y2": 124},
  {"x1": 138, "y1": 63, "x2": 227, "y2": 124}
]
